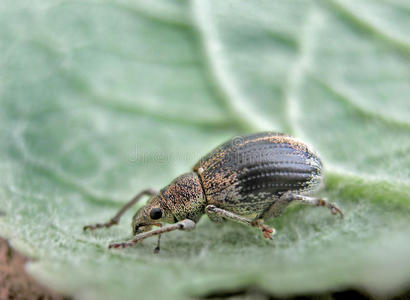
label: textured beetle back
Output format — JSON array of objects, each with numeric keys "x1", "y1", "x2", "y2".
[
  {"x1": 159, "y1": 172, "x2": 206, "y2": 223},
  {"x1": 194, "y1": 132, "x2": 323, "y2": 217}
]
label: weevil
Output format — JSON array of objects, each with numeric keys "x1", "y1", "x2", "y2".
[{"x1": 84, "y1": 132, "x2": 343, "y2": 252}]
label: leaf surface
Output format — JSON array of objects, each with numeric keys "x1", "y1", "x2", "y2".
[{"x1": 1, "y1": 1, "x2": 409, "y2": 299}]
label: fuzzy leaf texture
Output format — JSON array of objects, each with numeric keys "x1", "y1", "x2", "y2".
[{"x1": 0, "y1": 0, "x2": 409, "y2": 299}]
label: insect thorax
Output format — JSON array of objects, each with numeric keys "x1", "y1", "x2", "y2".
[{"x1": 159, "y1": 172, "x2": 206, "y2": 223}]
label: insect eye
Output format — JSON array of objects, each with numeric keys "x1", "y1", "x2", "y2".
[{"x1": 150, "y1": 208, "x2": 162, "y2": 220}]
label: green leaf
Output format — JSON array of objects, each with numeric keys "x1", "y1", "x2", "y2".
[{"x1": 1, "y1": 0, "x2": 409, "y2": 299}]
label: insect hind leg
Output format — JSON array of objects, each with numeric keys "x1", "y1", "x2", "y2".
[
  {"x1": 292, "y1": 194, "x2": 344, "y2": 218},
  {"x1": 261, "y1": 193, "x2": 293, "y2": 220},
  {"x1": 261, "y1": 192, "x2": 343, "y2": 220}
]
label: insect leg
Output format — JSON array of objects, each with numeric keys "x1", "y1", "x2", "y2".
[
  {"x1": 154, "y1": 235, "x2": 161, "y2": 254},
  {"x1": 290, "y1": 194, "x2": 344, "y2": 218},
  {"x1": 108, "y1": 219, "x2": 196, "y2": 249},
  {"x1": 205, "y1": 205, "x2": 275, "y2": 239},
  {"x1": 205, "y1": 207, "x2": 226, "y2": 224},
  {"x1": 83, "y1": 189, "x2": 158, "y2": 231},
  {"x1": 262, "y1": 192, "x2": 343, "y2": 220},
  {"x1": 153, "y1": 224, "x2": 163, "y2": 254},
  {"x1": 260, "y1": 194, "x2": 292, "y2": 220}
]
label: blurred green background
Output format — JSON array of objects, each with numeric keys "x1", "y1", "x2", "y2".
[{"x1": 0, "y1": 0, "x2": 409, "y2": 299}]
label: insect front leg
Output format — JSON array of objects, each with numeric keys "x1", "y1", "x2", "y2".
[
  {"x1": 83, "y1": 189, "x2": 158, "y2": 231},
  {"x1": 108, "y1": 219, "x2": 196, "y2": 250},
  {"x1": 205, "y1": 205, "x2": 275, "y2": 239}
]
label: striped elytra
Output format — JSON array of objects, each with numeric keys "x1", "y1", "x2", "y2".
[{"x1": 194, "y1": 132, "x2": 323, "y2": 217}]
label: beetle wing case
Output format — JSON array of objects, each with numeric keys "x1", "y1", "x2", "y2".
[{"x1": 194, "y1": 132, "x2": 323, "y2": 218}]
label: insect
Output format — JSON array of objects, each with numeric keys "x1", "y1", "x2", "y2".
[{"x1": 84, "y1": 132, "x2": 343, "y2": 252}]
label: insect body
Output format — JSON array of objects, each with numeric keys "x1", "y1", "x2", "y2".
[{"x1": 84, "y1": 132, "x2": 343, "y2": 252}]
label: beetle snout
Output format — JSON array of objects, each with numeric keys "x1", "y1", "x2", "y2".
[
  {"x1": 133, "y1": 224, "x2": 152, "y2": 235},
  {"x1": 133, "y1": 225, "x2": 140, "y2": 235}
]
